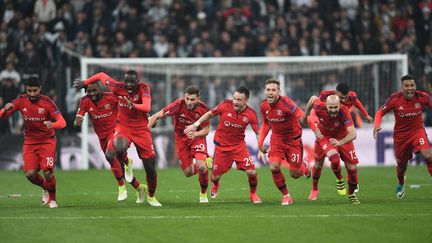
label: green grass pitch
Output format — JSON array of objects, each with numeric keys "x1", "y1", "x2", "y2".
[{"x1": 1, "y1": 166, "x2": 431, "y2": 243}]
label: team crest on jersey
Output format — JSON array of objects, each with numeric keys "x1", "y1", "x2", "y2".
[
  {"x1": 277, "y1": 109, "x2": 283, "y2": 116},
  {"x1": 23, "y1": 108, "x2": 27, "y2": 112},
  {"x1": 227, "y1": 113, "x2": 232, "y2": 117},
  {"x1": 38, "y1": 108, "x2": 45, "y2": 114},
  {"x1": 104, "y1": 104, "x2": 111, "y2": 110},
  {"x1": 180, "y1": 113, "x2": 186, "y2": 117},
  {"x1": 242, "y1": 116, "x2": 249, "y2": 123},
  {"x1": 415, "y1": 103, "x2": 420, "y2": 109},
  {"x1": 265, "y1": 110, "x2": 269, "y2": 114}
]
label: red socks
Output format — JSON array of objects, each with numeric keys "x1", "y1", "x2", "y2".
[
  {"x1": 146, "y1": 175, "x2": 157, "y2": 197},
  {"x1": 346, "y1": 168, "x2": 358, "y2": 194},
  {"x1": 271, "y1": 169, "x2": 288, "y2": 195},
  {"x1": 329, "y1": 154, "x2": 343, "y2": 180},
  {"x1": 248, "y1": 174, "x2": 258, "y2": 194},
  {"x1": 312, "y1": 166, "x2": 322, "y2": 190},
  {"x1": 110, "y1": 159, "x2": 125, "y2": 186},
  {"x1": 45, "y1": 175, "x2": 56, "y2": 201},
  {"x1": 198, "y1": 170, "x2": 208, "y2": 193}
]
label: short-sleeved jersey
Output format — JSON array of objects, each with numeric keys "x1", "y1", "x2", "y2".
[
  {"x1": 313, "y1": 99, "x2": 354, "y2": 139},
  {"x1": 105, "y1": 78, "x2": 151, "y2": 128},
  {"x1": 77, "y1": 92, "x2": 118, "y2": 139},
  {"x1": 319, "y1": 90, "x2": 359, "y2": 109},
  {"x1": 379, "y1": 91, "x2": 432, "y2": 137},
  {"x1": 260, "y1": 95, "x2": 303, "y2": 139},
  {"x1": 211, "y1": 100, "x2": 260, "y2": 151},
  {"x1": 162, "y1": 98, "x2": 210, "y2": 139},
  {"x1": 7, "y1": 94, "x2": 61, "y2": 144}
]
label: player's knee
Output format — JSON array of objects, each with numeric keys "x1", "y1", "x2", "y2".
[
  {"x1": 24, "y1": 170, "x2": 37, "y2": 178},
  {"x1": 422, "y1": 151, "x2": 432, "y2": 162},
  {"x1": 290, "y1": 169, "x2": 301, "y2": 179},
  {"x1": 246, "y1": 170, "x2": 256, "y2": 177},
  {"x1": 43, "y1": 169, "x2": 54, "y2": 179},
  {"x1": 270, "y1": 162, "x2": 281, "y2": 171},
  {"x1": 114, "y1": 137, "x2": 128, "y2": 154},
  {"x1": 314, "y1": 159, "x2": 324, "y2": 169},
  {"x1": 183, "y1": 167, "x2": 194, "y2": 177},
  {"x1": 105, "y1": 151, "x2": 115, "y2": 163},
  {"x1": 197, "y1": 164, "x2": 207, "y2": 173},
  {"x1": 211, "y1": 174, "x2": 220, "y2": 183}
]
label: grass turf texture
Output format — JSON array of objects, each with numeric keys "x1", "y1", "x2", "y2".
[{"x1": 1, "y1": 166, "x2": 431, "y2": 243}]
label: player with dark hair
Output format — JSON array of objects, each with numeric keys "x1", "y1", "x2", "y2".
[
  {"x1": 374, "y1": 74, "x2": 432, "y2": 198},
  {"x1": 303, "y1": 95, "x2": 360, "y2": 204},
  {"x1": 148, "y1": 85, "x2": 211, "y2": 203},
  {"x1": 0, "y1": 77, "x2": 66, "y2": 208},
  {"x1": 73, "y1": 71, "x2": 161, "y2": 206},
  {"x1": 257, "y1": 79, "x2": 311, "y2": 205},
  {"x1": 73, "y1": 81, "x2": 146, "y2": 203},
  {"x1": 317, "y1": 83, "x2": 373, "y2": 124},
  {"x1": 184, "y1": 86, "x2": 262, "y2": 204}
]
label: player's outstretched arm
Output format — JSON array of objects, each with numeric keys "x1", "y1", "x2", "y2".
[
  {"x1": 44, "y1": 113, "x2": 66, "y2": 130},
  {"x1": 184, "y1": 110, "x2": 214, "y2": 135},
  {"x1": 148, "y1": 110, "x2": 165, "y2": 128},
  {"x1": 373, "y1": 109, "x2": 385, "y2": 139},
  {"x1": 188, "y1": 125, "x2": 209, "y2": 139},
  {"x1": 0, "y1": 103, "x2": 17, "y2": 118},
  {"x1": 354, "y1": 99, "x2": 373, "y2": 123},
  {"x1": 300, "y1": 96, "x2": 318, "y2": 126}
]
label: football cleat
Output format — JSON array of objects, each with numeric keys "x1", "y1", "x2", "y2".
[
  {"x1": 250, "y1": 193, "x2": 262, "y2": 204},
  {"x1": 118, "y1": 185, "x2": 127, "y2": 202},
  {"x1": 354, "y1": 184, "x2": 360, "y2": 193},
  {"x1": 147, "y1": 196, "x2": 162, "y2": 207},
  {"x1": 41, "y1": 190, "x2": 49, "y2": 205},
  {"x1": 281, "y1": 194, "x2": 294, "y2": 205},
  {"x1": 199, "y1": 192, "x2": 209, "y2": 203},
  {"x1": 48, "y1": 200, "x2": 58, "y2": 208},
  {"x1": 136, "y1": 184, "x2": 147, "y2": 204},
  {"x1": 124, "y1": 157, "x2": 134, "y2": 183},
  {"x1": 396, "y1": 184, "x2": 405, "y2": 199},
  {"x1": 336, "y1": 179, "x2": 347, "y2": 196},
  {"x1": 348, "y1": 193, "x2": 360, "y2": 204},
  {"x1": 210, "y1": 183, "x2": 219, "y2": 199},
  {"x1": 308, "y1": 189, "x2": 319, "y2": 200},
  {"x1": 205, "y1": 157, "x2": 213, "y2": 171}
]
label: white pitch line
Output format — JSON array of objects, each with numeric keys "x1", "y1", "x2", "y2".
[{"x1": 1, "y1": 213, "x2": 432, "y2": 220}]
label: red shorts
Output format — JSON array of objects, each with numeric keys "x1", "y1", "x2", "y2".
[
  {"x1": 212, "y1": 146, "x2": 255, "y2": 176},
  {"x1": 23, "y1": 138, "x2": 56, "y2": 171},
  {"x1": 394, "y1": 129, "x2": 430, "y2": 164},
  {"x1": 99, "y1": 132, "x2": 115, "y2": 154},
  {"x1": 268, "y1": 137, "x2": 303, "y2": 169},
  {"x1": 114, "y1": 124, "x2": 155, "y2": 158},
  {"x1": 175, "y1": 137, "x2": 208, "y2": 170},
  {"x1": 315, "y1": 138, "x2": 359, "y2": 165}
]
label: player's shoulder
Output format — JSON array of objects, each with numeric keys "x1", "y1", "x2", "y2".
[
  {"x1": 81, "y1": 95, "x2": 91, "y2": 103},
  {"x1": 347, "y1": 91, "x2": 358, "y2": 99},
  {"x1": 197, "y1": 99, "x2": 210, "y2": 110},
  {"x1": 260, "y1": 99, "x2": 268, "y2": 107},
  {"x1": 313, "y1": 100, "x2": 326, "y2": 110},
  {"x1": 16, "y1": 94, "x2": 27, "y2": 101},
  {"x1": 138, "y1": 82, "x2": 150, "y2": 89},
  {"x1": 319, "y1": 90, "x2": 334, "y2": 99},
  {"x1": 102, "y1": 91, "x2": 116, "y2": 97},
  {"x1": 416, "y1": 90, "x2": 431, "y2": 99},
  {"x1": 245, "y1": 105, "x2": 258, "y2": 116},
  {"x1": 389, "y1": 91, "x2": 404, "y2": 100},
  {"x1": 280, "y1": 95, "x2": 296, "y2": 107},
  {"x1": 40, "y1": 95, "x2": 58, "y2": 109}
]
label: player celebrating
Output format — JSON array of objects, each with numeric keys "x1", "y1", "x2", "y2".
[
  {"x1": 73, "y1": 82, "x2": 146, "y2": 203},
  {"x1": 303, "y1": 95, "x2": 360, "y2": 204},
  {"x1": 73, "y1": 70, "x2": 161, "y2": 206},
  {"x1": 184, "y1": 86, "x2": 262, "y2": 204},
  {"x1": 374, "y1": 74, "x2": 432, "y2": 198},
  {"x1": 148, "y1": 85, "x2": 211, "y2": 203},
  {"x1": 257, "y1": 79, "x2": 310, "y2": 205},
  {"x1": 0, "y1": 77, "x2": 66, "y2": 208},
  {"x1": 318, "y1": 83, "x2": 373, "y2": 124}
]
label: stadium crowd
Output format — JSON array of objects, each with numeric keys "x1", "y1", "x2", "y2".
[{"x1": 0, "y1": 0, "x2": 432, "y2": 134}]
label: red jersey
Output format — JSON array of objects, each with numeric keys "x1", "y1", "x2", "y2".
[
  {"x1": 5, "y1": 94, "x2": 62, "y2": 144},
  {"x1": 319, "y1": 90, "x2": 368, "y2": 116},
  {"x1": 211, "y1": 100, "x2": 260, "y2": 151},
  {"x1": 260, "y1": 96, "x2": 303, "y2": 139},
  {"x1": 163, "y1": 98, "x2": 210, "y2": 139},
  {"x1": 379, "y1": 91, "x2": 432, "y2": 137},
  {"x1": 76, "y1": 92, "x2": 118, "y2": 139},
  {"x1": 312, "y1": 99, "x2": 354, "y2": 139},
  {"x1": 105, "y1": 79, "x2": 151, "y2": 128}
]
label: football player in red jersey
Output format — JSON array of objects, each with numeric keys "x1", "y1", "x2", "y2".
[
  {"x1": 318, "y1": 83, "x2": 373, "y2": 124},
  {"x1": 0, "y1": 77, "x2": 66, "y2": 208},
  {"x1": 374, "y1": 74, "x2": 432, "y2": 198},
  {"x1": 184, "y1": 86, "x2": 262, "y2": 204},
  {"x1": 74, "y1": 82, "x2": 146, "y2": 203},
  {"x1": 303, "y1": 95, "x2": 360, "y2": 204},
  {"x1": 257, "y1": 79, "x2": 310, "y2": 205},
  {"x1": 74, "y1": 70, "x2": 161, "y2": 206},
  {"x1": 148, "y1": 85, "x2": 211, "y2": 203}
]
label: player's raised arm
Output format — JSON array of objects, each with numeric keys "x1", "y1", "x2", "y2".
[
  {"x1": 300, "y1": 95, "x2": 318, "y2": 126},
  {"x1": 0, "y1": 102, "x2": 17, "y2": 118},
  {"x1": 353, "y1": 98, "x2": 373, "y2": 123},
  {"x1": 148, "y1": 110, "x2": 165, "y2": 128}
]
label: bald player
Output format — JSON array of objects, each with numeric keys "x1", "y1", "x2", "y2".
[{"x1": 302, "y1": 95, "x2": 360, "y2": 204}]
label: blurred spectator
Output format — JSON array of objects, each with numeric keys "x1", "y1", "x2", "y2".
[
  {"x1": 0, "y1": 62, "x2": 21, "y2": 87},
  {"x1": 34, "y1": 0, "x2": 56, "y2": 24}
]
